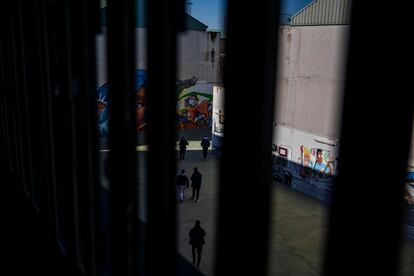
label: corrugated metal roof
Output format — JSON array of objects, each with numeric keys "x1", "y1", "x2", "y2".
[
  {"x1": 290, "y1": 0, "x2": 352, "y2": 26},
  {"x1": 186, "y1": 14, "x2": 208, "y2": 31}
]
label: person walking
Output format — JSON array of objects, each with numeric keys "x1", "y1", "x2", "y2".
[
  {"x1": 176, "y1": 169, "x2": 189, "y2": 203},
  {"x1": 200, "y1": 136, "x2": 210, "y2": 160},
  {"x1": 178, "y1": 136, "x2": 189, "y2": 161},
  {"x1": 189, "y1": 220, "x2": 206, "y2": 268},
  {"x1": 190, "y1": 167, "x2": 202, "y2": 202}
]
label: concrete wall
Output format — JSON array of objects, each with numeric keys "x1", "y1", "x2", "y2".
[
  {"x1": 178, "y1": 30, "x2": 221, "y2": 83},
  {"x1": 135, "y1": 29, "x2": 221, "y2": 83},
  {"x1": 275, "y1": 25, "x2": 350, "y2": 139},
  {"x1": 97, "y1": 28, "x2": 221, "y2": 85}
]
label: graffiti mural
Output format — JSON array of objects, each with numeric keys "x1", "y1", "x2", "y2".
[
  {"x1": 97, "y1": 73, "x2": 212, "y2": 136},
  {"x1": 404, "y1": 172, "x2": 414, "y2": 205},
  {"x1": 297, "y1": 146, "x2": 313, "y2": 180},
  {"x1": 97, "y1": 83, "x2": 109, "y2": 137},
  {"x1": 295, "y1": 146, "x2": 335, "y2": 183},
  {"x1": 403, "y1": 171, "x2": 414, "y2": 239},
  {"x1": 135, "y1": 69, "x2": 147, "y2": 133},
  {"x1": 96, "y1": 69, "x2": 148, "y2": 137},
  {"x1": 176, "y1": 77, "x2": 213, "y2": 130}
]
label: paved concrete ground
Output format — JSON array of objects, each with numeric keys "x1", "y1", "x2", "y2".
[
  {"x1": 100, "y1": 128, "x2": 414, "y2": 276},
  {"x1": 175, "y1": 127, "x2": 331, "y2": 275},
  {"x1": 269, "y1": 180, "x2": 328, "y2": 276},
  {"x1": 175, "y1": 144, "x2": 329, "y2": 276},
  {"x1": 174, "y1": 129, "x2": 414, "y2": 276},
  {"x1": 175, "y1": 128, "x2": 217, "y2": 275}
]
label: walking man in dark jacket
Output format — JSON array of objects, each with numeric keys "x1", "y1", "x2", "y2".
[
  {"x1": 189, "y1": 220, "x2": 206, "y2": 268},
  {"x1": 200, "y1": 136, "x2": 210, "y2": 160},
  {"x1": 190, "y1": 167, "x2": 202, "y2": 202},
  {"x1": 178, "y1": 137, "x2": 189, "y2": 161},
  {"x1": 176, "y1": 169, "x2": 189, "y2": 203}
]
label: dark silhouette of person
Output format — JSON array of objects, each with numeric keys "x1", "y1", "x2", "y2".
[
  {"x1": 200, "y1": 136, "x2": 210, "y2": 160},
  {"x1": 176, "y1": 169, "x2": 189, "y2": 203},
  {"x1": 179, "y1": 137, "x2": 189, "y2": 161},
  {"x1": 284, "y1": 170, "x2": 293, "y2": 187},
  {"x1": 190, "y1": 167, "x2": 202, "y2": 202},
  {"x1": 189, "y1": 220, "x2": 206, "y2": 268}
]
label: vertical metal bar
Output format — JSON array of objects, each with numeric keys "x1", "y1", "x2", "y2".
[
  {"x1": 33, "y1": 0, "x2": 47, "y2": 212},
  {"x1": 106, "y1": 0, "x2": 138, "y2": 275},
  {"x1": 0, "y1": 20, "x2": 3, "y2": 157},
  {"x1": 0, "y1": 99, "x2": 5, "y2": 157},
  {"x1": 323, "y1": 2, "x2": 414, "y2": 276},
  {"x1": 0, "y1": 29, "x2": 10, "y2": 162},
  {"x1": 1, "y1": 4, "x2": 11, "y2": 169},
  {"x1": 86, "y1": 3, "x2": 102, "y2": 275},
  {"x1": 0, "y1": 96, "x2": 5, "y2": 158},
  {"x1": 8, "y1": 2, "x2": 25, "y2": 183},
  {"x1": 13, "y1": 0, "x2": 31, "y2": 197},
  {"x1": 47, "y1": 0, "x2": 77, "y2": 255},
  {"x1": 16, "y1": 0, "x2": 34, "y2": 198},
  {"x1": 37, "y1": 0, "x2": 58, "y2": 218},
  {"x1": 0, "y1": 3, "x2": 16, "y2": 176},
  {"x1": 88, "y1": 4, "x2": 103, "y2": 276},
  {"x1": 146, "y1": 0, "x2": 184, "y2": 275},
  {"x1": 2, "y1": 5, "x2": 19, "y2": 175},
  {"x1": 55, "y1": 1, "x2": 89, "y2": 274},
  {"x1": 215, "y1": 1, "x2": 280, "y2": 276},
  {"x1": 0, "y1": 38, "x2": 5, "y2": 158},
  {"x1": 19, "y1": 0, "x2": 53, "y2": 214},
  {"x1": 18, "y1": 0, "x2": 36, "y2": 208},
  {"x1": 46, "y1": 0, "x2": 67, "y2": 254},
  {"x1": 68, "y1": 0, "x2": 100, "y2": 274},
  {"x1": 68, "y1": 0, "x2": 87, "y2": 272},
  {"x1": 61, "y1": 0, "x2": 78, "y2": 255},
  {"x1": 42, "y1": 0, "x2": 59, "y2": 220}
]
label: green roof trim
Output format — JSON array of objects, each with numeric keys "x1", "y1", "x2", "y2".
[{"x1": 185, "y1": 13, "x2": 208, "y2": 31}]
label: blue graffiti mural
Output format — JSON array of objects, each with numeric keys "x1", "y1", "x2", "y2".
[
  {"x1": 96, "y1": 69, "x2": 148, "y2": 137},
  {"x1": 97, "y1": 83, "x2": 109, "y2": 137}
]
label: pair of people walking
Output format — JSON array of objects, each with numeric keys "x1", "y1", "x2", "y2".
[
  {"x1": 178, "y1": 136, "x2": 211, "y2": 161},
  {"x1": 176, "y1": 167, "x2": 203, "y2": 203}
]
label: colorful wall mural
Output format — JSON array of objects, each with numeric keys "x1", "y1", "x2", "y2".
[
  {"x1": 97, "y1": 83, "x2": 109, "y2": 137},
  {"x1": 176, "y1": 77, "x2": 213, "y2": 130},
  {"x1": 272, "y1": 142, "x2": 338, "y2": 203},
  {"x1": 96, "y1": 69, "x2": 147, "y2": 137},
  {"x1": 295, "y1": 145, "x2": 335, "y2": 183},
  {"x1": 97, "y1": 72, "x2": 213, "y2": 136},
  {"x1": 135, "y1": 69, "x2": 147, "y2": 133},
  {"x1": 405, "y1": 172, "x2": 414, "y2": 205},
  {"x1": 404, "y1": 171, "x2": 414, "y2": 239}
]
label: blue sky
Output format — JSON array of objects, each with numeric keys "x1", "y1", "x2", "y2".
[{"x1": 189, "y1": 0, "x2": 313, "y2": 30}]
